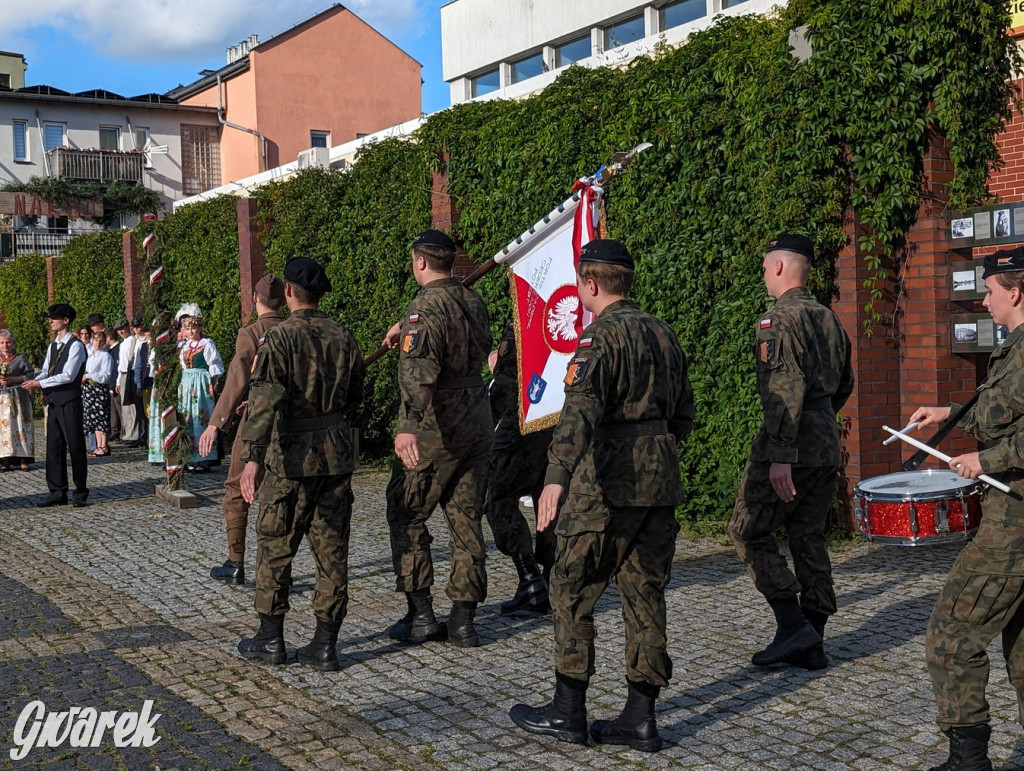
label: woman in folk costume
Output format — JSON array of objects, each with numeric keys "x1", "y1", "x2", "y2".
[
  {"x1": 175, "y1": 304, "x2": 224, "y2": 471},
  {"x1": 0, "y1": 328, "x2": 35, "y2": 471}
]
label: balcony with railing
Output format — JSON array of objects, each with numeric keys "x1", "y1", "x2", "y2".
[{"x1": 46, "y1": 148, "x2": 145, "y2": 183}]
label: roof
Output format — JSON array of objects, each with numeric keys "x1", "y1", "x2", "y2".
[
  {"x1": 0, "y1": 84, "x2": 216, "y2": 112},
  {"x1": 166, "y1": 3, "x2": 421, "y2": 100}
]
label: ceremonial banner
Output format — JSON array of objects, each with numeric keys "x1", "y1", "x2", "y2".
[{"x1": 507, "y1": 182, "x2": 602, "y2": 433}]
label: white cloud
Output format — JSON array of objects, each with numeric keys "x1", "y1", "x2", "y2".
[{"x1": 6, "y1": 0, "x2": 430, "y2": 62}]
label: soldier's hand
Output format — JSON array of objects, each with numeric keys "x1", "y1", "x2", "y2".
[
  {"x1": 949, "y1": 452, "x2": 982, "y2": 480},
  {"x1": 909, "y1": 406, "x2": 951, "y2": 430},
  {"x1": 240, "y1": 461, "x2": 261, "y2": 503},
  {"x1": 383, "y1": 322, "x2": 403, "y2": 349},
  {"x1": 537, "y1": 483, "x2": 564, "y2": 532},
  {"x1": 198, "y1": 425, "x2": 219, "y2": 458},
  {"x1": 769, "y1": 462, "x2": 797, "y2": 503},
  {"x1": 395, "y1": 432, "x2": 420, "y2": 469}
]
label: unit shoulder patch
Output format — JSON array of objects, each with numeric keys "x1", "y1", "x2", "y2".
[{"x1": 564, "y1": 357, "x2": 590, "y2": 387}]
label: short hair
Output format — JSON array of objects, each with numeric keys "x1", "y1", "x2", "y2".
[
  {"x1": 288, "y1": 283, "x2": 322, "y2": 304},
  {"x1": 257, "y1": 288, "x2": 285, "y2": 311},
  {"x1": 0, "y1": 328, "x2": 13, "y2": 342},
  {"x1": 414, "y1": 244, "x2": 456, "y2": 273},
  {"x1": 577, "y1": 260, "x2": 634, "y2": 297},
  {"x1": 993, "y1": 270, "x2": 1024, "y2": 294}
]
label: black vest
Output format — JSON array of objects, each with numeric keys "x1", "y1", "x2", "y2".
[{"x1": 42, "y1": 338, "x2": 86, "y2": 407}]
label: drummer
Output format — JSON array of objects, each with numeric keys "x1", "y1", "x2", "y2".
[{"x1": 909, "y1": 246, "x2": 1024, "y2": 770}]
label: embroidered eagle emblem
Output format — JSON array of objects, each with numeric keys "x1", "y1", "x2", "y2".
[{"x1": 546, "y1": 295, "x2": 580, "y2": 343}]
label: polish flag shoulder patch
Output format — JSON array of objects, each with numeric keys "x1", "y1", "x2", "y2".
[
  {"x1": 408, "y1": 314, "x2": 420, "y2": 323},
  {"x1": 578, "y1": 337, "x2": 593, "y2": 348},
  {"x1": 759, "y1": 318, "x2": 772, "y2": 329}
]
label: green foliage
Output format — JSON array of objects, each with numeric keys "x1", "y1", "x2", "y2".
[
  {"x1": 0, "y1": 253, "x2": 48, "y2": 366},
  {"x1": 0, "y1": 0, "x2": 1013, "y2": 518},
  {"x1": 1, "y1": 177, "x2": 162, "y2": 226},
  {"x1": 52, "y1": 231, "x2": 125, "y2": 327}
]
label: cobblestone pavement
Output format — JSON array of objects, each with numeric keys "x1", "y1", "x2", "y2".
[{"x1": 2, "y1": 436, "x2": 1024, "y2": 769}]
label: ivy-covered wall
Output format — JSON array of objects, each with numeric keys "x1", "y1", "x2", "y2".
[
  {"x1": 53, "y1": 231, "x2": 126, "y2": 332},
  {"x1": 0, "y1": 0, "x2": 1015, "y2": 520},
  {"x1": 0, "y1": 254, "x2": 48, "y2": 366}
]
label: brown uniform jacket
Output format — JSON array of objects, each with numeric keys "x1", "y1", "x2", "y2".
[{"x1": 208, "y1": 312, "x2": 282, "y2": 431}]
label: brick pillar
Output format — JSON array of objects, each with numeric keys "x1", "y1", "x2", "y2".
[
  {"x1": 431, "y1": 151, "x2": 473, "y2": 277},
  {"x1": 45, "y1": 256, "x2": 58, "y2": 303},
  {"x1": 122, "y1": 233, "x2": 143, "y2": 322},
  {"x1": 897, "y1": 131, "x2": 977, "y2": 461},
  {"x1": 237, "y1": 198, "x2": 265, "y2": 322}
]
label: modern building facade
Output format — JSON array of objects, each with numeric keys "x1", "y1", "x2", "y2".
[
  {"x1": 168, "y1": 4, "x2": 422, "y2": 185},
  {"x1": 441, "y1": 0, "x2": 781, "y2": 104}
]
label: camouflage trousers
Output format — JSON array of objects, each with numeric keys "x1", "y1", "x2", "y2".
[
  {"x1": 552, "y1": 504, "x2": 679, "y2": 687},
  {"x1": 926, "y1": 545, "x2": 1024, "y2": 730},
  {"x1": 253, "y1": 472, "x2": 353, "y2": 623},
  {"x1": 485, "y1": 425, "x2": 555, "y2": 568},
  {"x1": 386, "y1": 437, "x2": 491, "y2": 602},
  {"x1": 729, "y1": 462, "x2": 837, "y2": 616}
]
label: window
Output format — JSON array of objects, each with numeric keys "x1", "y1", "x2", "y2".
[
  {"x1": 134, "y1": 127, "x2": 152, "y2": 166},
  {"x1": 511, "y1": 52, "x2": 545, "y2": 84},
  {"x1": 662, "y1": 0, "x2": 706, "y2": 29},
  {"x1": 0, "y1": 74, "x2": 10, "y2": 89},
  {"x1": 99, "y1": 126, "x2": 120, "y2": 151},
  {"x1": 555, "y1": 35, "x2": 591, "y2": 68},
  {"x1": 180, "y1": 124, "x2": 221, "y2": 196},
  {"x1": 721, "y1": 0, "x2": 750, "y2": 7},
  {"x1": 310, "y1": 130, "x2": 329, "y2": 149},
  {"x1": 13, "y1": 120, "x2": 28, "y2": 161},
  {"x1": 43, "y1": 123, "x2": 65, "y2": 151},
  {"x1": 471, "y1": 68, "x2": 499, "y2": 98},
  {"x1": 605, "y1": 15, "x2": 646, "y2": 49}
]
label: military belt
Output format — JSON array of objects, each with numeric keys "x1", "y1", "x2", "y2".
[
  {"x1": 803, "y1": 396, "x2": 832, "y2": 410},
  {"x1": 277, "y1": 411, "x2": 345, "y2": 433},
  {"x1": 594, "y1": 419, "x2": 668, "y2": 440},
  {"x1": 436, "y1": 375, "x2": 483, "y2": 389}
]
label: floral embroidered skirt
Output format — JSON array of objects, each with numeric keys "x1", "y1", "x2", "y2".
[
  {"x1": 82, "y1": 382, "x2": 111, "y2": 434},
  {"x1": 0, "y1": 386, "x2": 34, "y2": 461},
  {"x1": 179, "y1": 367, "x2": 217, "y2": 463}
]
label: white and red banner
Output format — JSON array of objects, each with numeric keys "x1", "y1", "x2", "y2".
[{"x1": 506, "y1": 181, "x2": 602, "y2": 433}]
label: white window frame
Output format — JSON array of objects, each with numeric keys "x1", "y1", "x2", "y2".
[
  {"x1": 310, "y1": 130, "x2": 330, "y2": 149},
  {"x1": 134, "y1": 126, "x2": 152, "y2": 167},
  {"x1": 43, "y1": 122, "x2": 65, "y2": 152},
  {"x1": 99, "y1": 125, "x2": 121, "y2": 152},
  {"x1": 13, "y1": 120, "x2": 29, "y2": 162}
]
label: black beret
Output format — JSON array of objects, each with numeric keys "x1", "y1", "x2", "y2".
[
  {"x1": 87, "y1": 313, "x2": 105, "y2": 327},
  {"x1": 48, "y1": 303, "x2": 76, "y2": 322},
  {"x1": 766, "y1": 233, "x2": 815, "y2": 262},
  {"x1": 284, "y1": 257, "x2": 332, "y2": 295},
  {"x1": 578, "y1": 239, "x2": 634, "y2": 270},
  {"x1": 131, "y1": 316, "x2": 144, "y2": 327},
  {"x1": 412, "y1": 230, "x2": 456, "y2": 252},
  {"x1": 982, "y1": 247, "x2": 1024, "y2": 279}
]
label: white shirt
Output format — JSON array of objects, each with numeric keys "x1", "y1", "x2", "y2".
[
  {"x1": 85, "y1": 348, "x2": 115, "y2": 387},
  {"x1": 38, "y1": 331, "x2": 88, "y2": 389},
  {"x1": 178, "y1": 337, "x2": 225, "y2": 377},
  {"x1": 118, "y1": 334, "x2": 143, "y2": 375}
]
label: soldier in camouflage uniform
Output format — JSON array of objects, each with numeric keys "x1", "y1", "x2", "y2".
[
  {"x1": 909, "y1": 248, "x2": 1024, "y2": 771},
  {"x1": 382, "y1": 230, "x2": 493, "y2": 647},
  {"x1": 236, "y1": 257, "x2": 364, "y2": 672},
  {"x1": 728, "y1": 234, "x2": 853, "y2": 672},
  {"x1": 509, "y1": 239, "x2": 694, "y2": 753},
  {"x1": 486, "y1": 321, "x2": 555, "y2": 616}
]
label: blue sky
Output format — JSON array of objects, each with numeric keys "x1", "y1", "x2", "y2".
[{"x1": 4, "y1": 0, "x2": 450, "y2": 114}]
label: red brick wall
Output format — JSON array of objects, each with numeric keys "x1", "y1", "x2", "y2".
[
  {"x1": 987, "y1": 78, "x2": 1024, "y2": 200},
  {"x1": 237, "y1": 198, "x2": 265, "y2": 322},
  {"x1": 122, "y1": 234, "x2": 143, "y2": 322}
]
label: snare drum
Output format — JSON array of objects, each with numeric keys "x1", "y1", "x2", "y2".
[{"x1": 853, "y1": 469, "x2": 983, "y2": 546}]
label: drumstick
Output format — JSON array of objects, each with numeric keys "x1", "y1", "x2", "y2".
[
  {"x1": 882, "y1": 421, "x2": 919, "y2": 445},
  {"x1": 881, "y1": 426, "x2": 1012, "y2": 494}
]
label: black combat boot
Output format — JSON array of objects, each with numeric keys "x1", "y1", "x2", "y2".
[
  {"x1": 928, "y1": 725, "x2": 993, "y2": 771},
  {"x1": 297, "y1": 617, "x2": 342, "y2": 671},
  {"x1": 589, "y1": 679, "x2": 663, "y2": 752},
  {"x1": 447, "y1": 601, "x2": 480, "y2": 647},
  {"x1": 751, "y1": 597, "x2": 821, "y2": 666},
  {"x1": 210, "y1": 559, "x2": 244, "y2": 586},
  {"x1": 509, "y1": 672, "x2": 589, "y2": 745},
  {"x1": 237, "y1": 613, "x2": 286, "y2": 664},
  {"x1": 387, "y1": 588, "x2": 445, "y2": 641},
  {"x1": 783, "y1": 608, "x2": 829, "y2": 671},
  {"x1": 501, "y1": 553, "x2": 550, "y2": 616}
]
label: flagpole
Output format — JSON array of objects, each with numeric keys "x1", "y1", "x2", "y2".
[{"x1": 362, "y1": 143, "x2": 652, "y2": 367}]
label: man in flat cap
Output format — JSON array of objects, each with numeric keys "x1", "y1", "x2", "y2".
[
  {"x1": 236, "y1": 258, "x2": 364, "y2": 671},
  {"x1": 199, "y1": 274, "x2": 286, "y2": 585},
  {"x1": 108, "y1": 317, "x2": 130, "y2": 441},
  {"x1": 729, "y1": 234, "x2": 853, "y2": 671},
  {"x1": 23, "y1": 303, "x2": 90, "y2": 507},
  {"x1": 908, "y1": 246, "x2": 1024, "y2": 770},
  {"x1": 382, "y1": 229, "x2": 493, "y2": 647},
  {"x1": 116, "y1": 316, "x2": 147, "y2": 446},
  {"x1": 510, "y1": 239, "x2": 694, "y2": 752}
]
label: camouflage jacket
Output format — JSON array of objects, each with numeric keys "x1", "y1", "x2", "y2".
[
  {"x1": 544, "y1": 299, "x2": 694, "y2": 510},
  {"x1": 750, "y1": 286, "x2": 854, "y2": 466},
  {"x1": 395, "y1": 277, "x2": 492, "y2": 454},
  {"x1": 950, "y1": 323, "x2": 1024, "y2": 571},
  {"x1": 241, "y1": 308, "x2": 364, "y2": 478}
]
